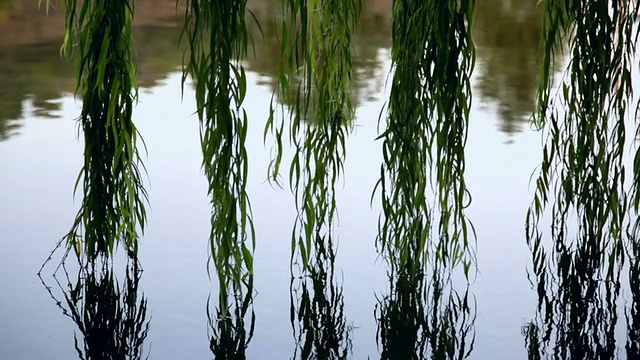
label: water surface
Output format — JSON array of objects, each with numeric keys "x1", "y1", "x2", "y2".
[{"x1": 0, "y1": 1, "x2": 568, "y2": 358}]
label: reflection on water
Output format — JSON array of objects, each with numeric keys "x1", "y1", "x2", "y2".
[
  {"x1": 522, "y1": 1, "x2": 639, "y2": 358},
  {"x1": 0, "y1": 42, "x2": 74, "y2": 139},
  {"x1": 271, "y1": 0, "x2": 359, "y2": 357},
  {"x1": 523, "y1": 237, "x2": 621, "y2": 359},
  {"x1": 0, "y1": 0, "x2": 547, "y2": 141},
  {"x1": 0, "y1": 31, "x2": 181, "y2": 138},
  {"x1": 473, "y1": 0, "x2": 545, "y2": 137},
  {"x1": 0, "y1": 0, "x2": 603, "y2": 358},
  {"x1": 627, "y1": 236, "x2": 640, "y2": 358},
  {"x1": 377, "y1": 258, "x2": 475, "y2": 359},
  {"x1": 245, "y1": 0, "x2": 390, "y2": 110},
  {"x1": 373, "y1": 0, "x2": 477, "y2": 358},
  {"x1": 40, "y1": 261, "x2": 150, "y2": 359},
  {"x1": 0, "y1": 0, "x2": 393, "y2": 140},
  {"x1": 208, "y1": 276, "x2": 255, "y2": 359},
  {"x1": 0, "y1": 1, "x2": 183, "y2": 140},
  {"x1": 290, "y1": 237, "x2": 352, "y2": 359}
]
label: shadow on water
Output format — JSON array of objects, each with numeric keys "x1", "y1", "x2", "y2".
[
  {"x1": 290, "y1": 235, "x2": 352, "y2": 359},
  {"x1": 39, "y1": 261, "x2": 150, "y2": 360}
]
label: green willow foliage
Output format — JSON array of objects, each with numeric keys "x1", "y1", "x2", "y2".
[
  {"x1": 48, "y1": 0, "x2": 147, "y2": 263},
  {"x1": 180, "y1": 1, "x2": 256, "y2": 355},
  {"x1": 268, "y1": 1, "x2": 359, "y2": 356},
  {"x1": 45, "y1": 0, "x2": 640, "y2": 356},
  {"x1": 181, "y1": 0, "x2": 255, "y2": 298},
  {"x1": 376, "y1": 0, "x2": 475, "y2": 279},
  {"x1": 376, "y1": 0, "x2": 476, "y2": 358},
  {"x1": 526, "y1": 0, "x2": 640, "y2": 356},
  {"x1": 266, "y1": 0, "x2": 359, "y2": 272}
]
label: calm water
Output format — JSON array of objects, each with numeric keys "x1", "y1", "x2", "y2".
[{"x1": 0, "y1": 1, "x2": 577, "y2": 359}]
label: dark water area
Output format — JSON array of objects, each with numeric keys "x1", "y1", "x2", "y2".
[{"x1": 2, "y1": 0, "x2": 632, "y2": 359}]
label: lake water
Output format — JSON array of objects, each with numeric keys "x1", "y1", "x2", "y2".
[{"x1": 0, "y1": 1, "x2": 596, "y2": 359}]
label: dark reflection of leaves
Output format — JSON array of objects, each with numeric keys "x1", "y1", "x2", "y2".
[
  {"x1": 208, "y1": 276, "x2": 255, "y2": 360},
  {"x1": 32, "y1": 98, "x2": 63, "y2": 118},
  {"x1": 377, "y1": 260, "x2": 475, "y2": 360},
  {"x1": 524, "y1": 2, "x2": 638, "y2": 359},
  {"x1": 523, "y1": 234, "x2": 621, "y2": 359},
  {"x1": 0, "y1": 116, "x2": 20, "y2": 141},
  {"x1": 522, "y1": 321, "x2": 542, "y2": 360},
  {"x1": 40, "y1": 261, "x2": 150, "y2": 360},
  {"x1": 626, "y1": 231, "x2": 640, "y2": 359},
  {"x1": 472, "y1": 0, "x2": 545, "y2": 136},
  {"x1": 290, "y1": 236, "x2": 352, "y2": 360}
]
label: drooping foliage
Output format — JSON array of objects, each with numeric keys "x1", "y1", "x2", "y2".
[
  {"x1": 266, "y1": 0, "x2": 359, "y2": 355},
  {"x1": 40, "y1": 0, "x2": 640, "y2": 357},
  {"x1": 376, "y1": 0, "x2": 475, "y2": 280},
  {"x1": 181, "y1": 0, "x2": 254, "y2": 289},
  {"x1": 266, "y1": 0, "x2": 359, "y2": 271},
  {"x1": 49, "y1": 0, "x2": 147, "y2": 263},
  {"x1": 375, "y1": 0, "x2": 476, "y2": 358},
  {"x1": 180, "y1": 0, "x2": 256, "y2": 355},
  {"x1": 525, "y1": 0, "x2": 640, "y2": 356}
]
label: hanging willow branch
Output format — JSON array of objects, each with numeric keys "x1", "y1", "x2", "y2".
[
  {"x1": 180, "y1": 0, "x2": 255, "y2": 317},
  {"x1": 52, "y1": 0, "x2": 147, "y2": 264},
  {"x1": 376, "y1": 0, "x2": 476, "y2": 357},
  {"x1": 267, "y1": 0, "x2": 359, "y2": 271},
  {"x1": 267, "y1": 1, "x2": 359, "y2": 355},
  {"x1": 526, "y1": 0, "x2": 640, "y2": 355},
  {"x1": 377, "y1": 0, "x2": 476, "y2": 280}
]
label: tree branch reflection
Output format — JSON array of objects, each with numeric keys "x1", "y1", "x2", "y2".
[
  {"x1": 290, "y1": 235, "x2": 352, "y2": 359},
  {"x1": 208, "y1": 275, "x2": 255, "y2": 359},
  {"x1": 377, "y1": 253, "x2": 475, "y2": 359},
  {"x1": 40, "y1": 260, "x2": 150, "y2": 360}
]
